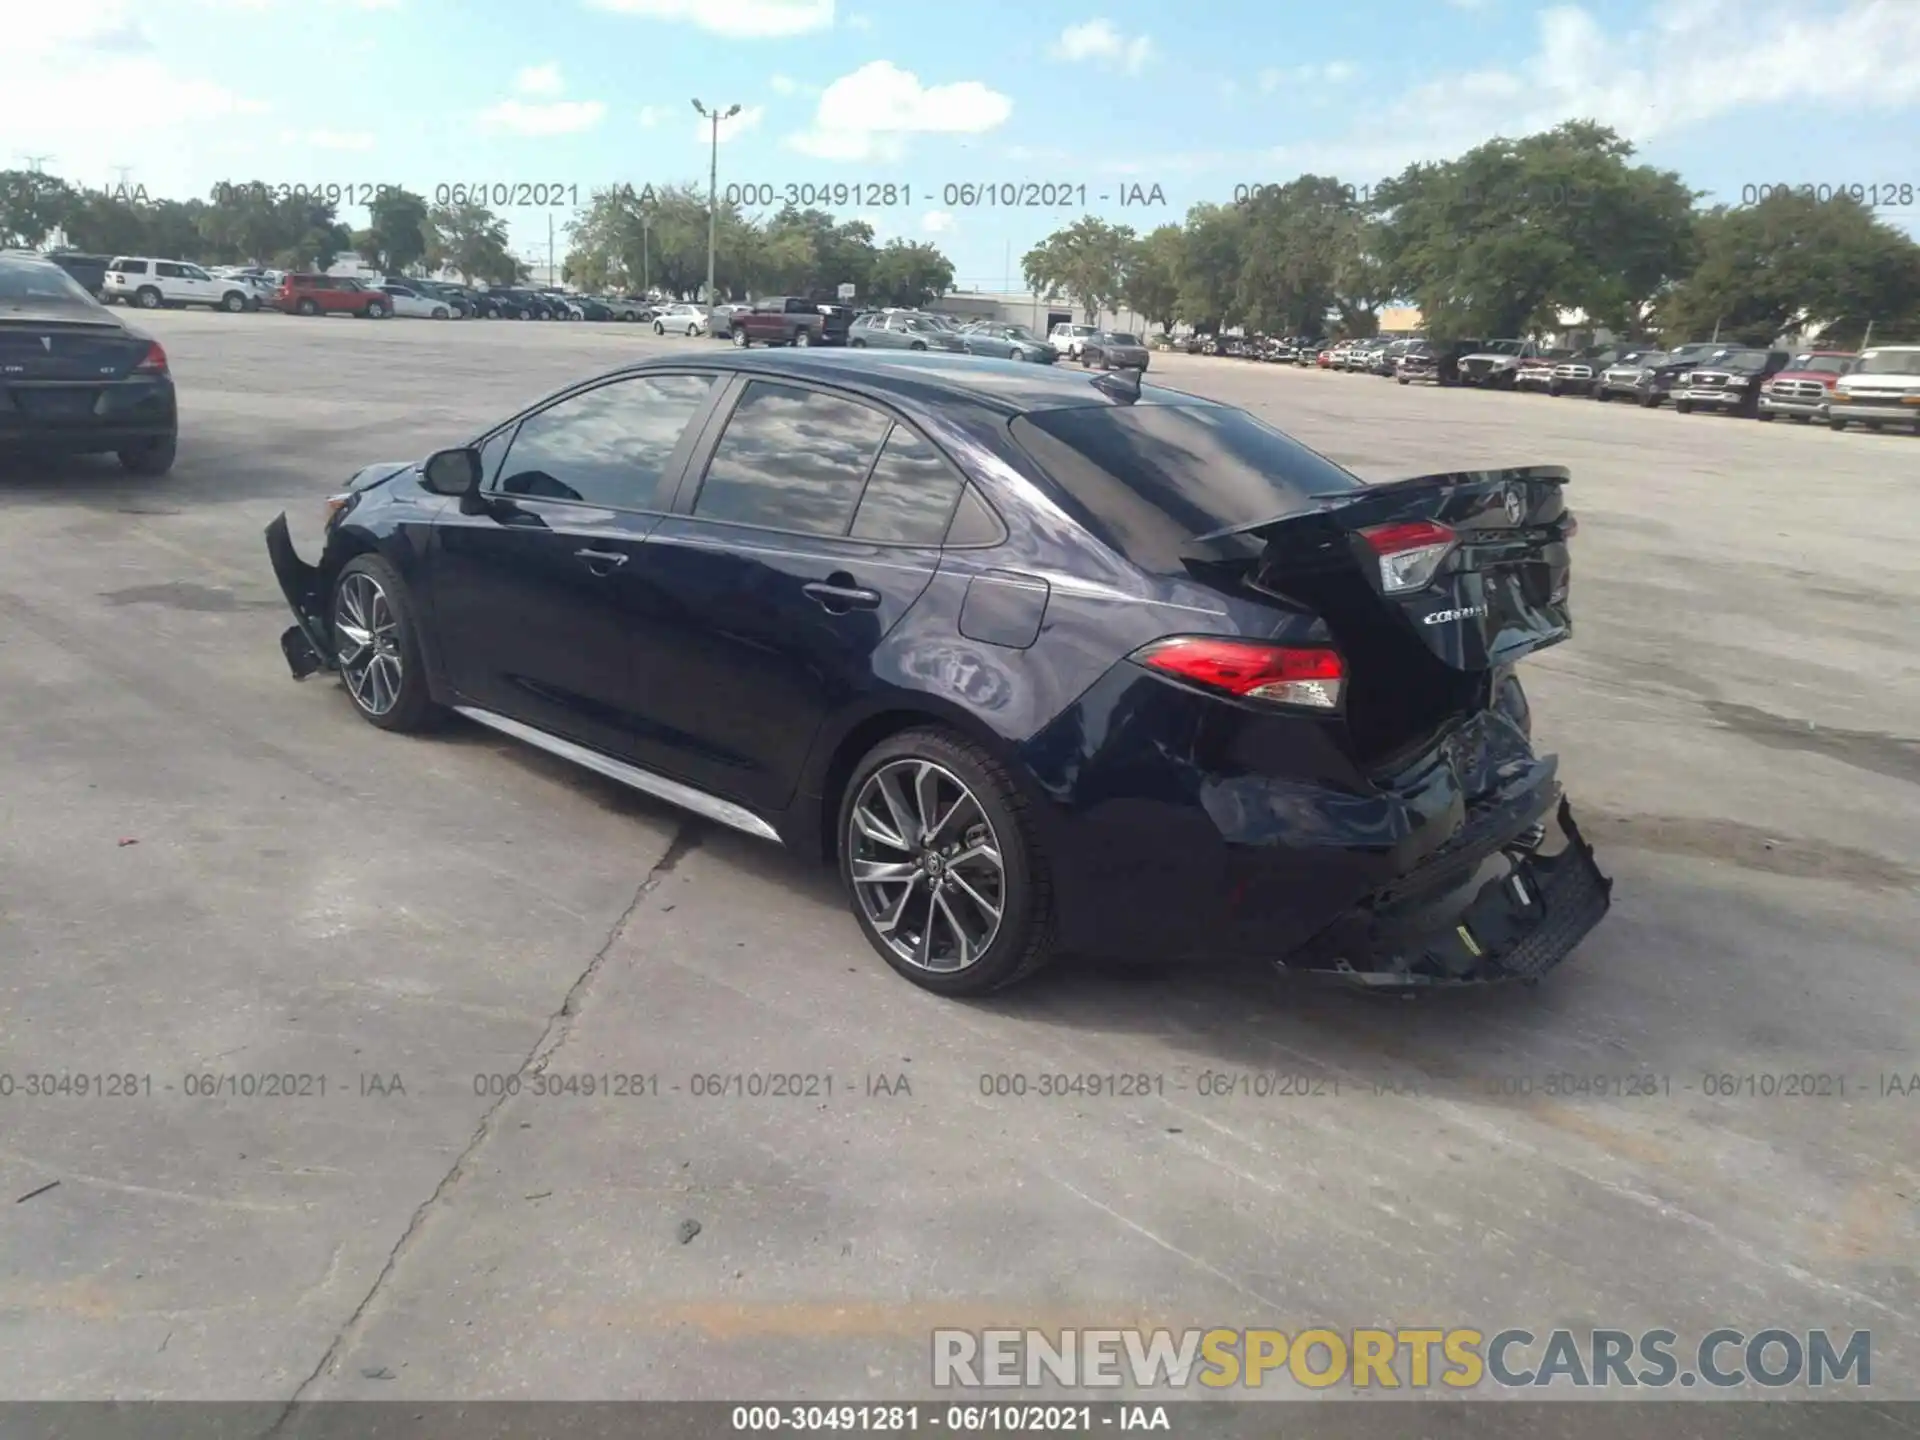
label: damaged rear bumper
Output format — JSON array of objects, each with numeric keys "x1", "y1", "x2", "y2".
[
  {"x1": 265, "y1": 512, "x2": 331, "y2": 679},
  {"x1": 1294, "y1": 798, "x2": 1613, "y2": 988}
]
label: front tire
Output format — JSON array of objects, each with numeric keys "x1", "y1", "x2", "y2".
[
  {"x1": 838, "y1": 728, "x2": 1054, "y2": 996},
  {"x1": 330, "y1": 555, "x2": 440, "y2": 733},
  {"x1": 117, "y1": 435, "x2": 176, "y2": 476},
  {"x1": 1675, "y1": 399, "x2": 1693, "y2": 414},
  {"x1": 1638, "y1": 390, "x2": 1660, "y2": 408},
  {"x1": 364, "y1": 301, "x2": 387, "y2": 319},
  {"x1": 221, "y1": 291, "x2": 246, "y2": 313},
  {"x1": 654, "y1": 320, "x2": 665, "y2": 335},
  {"x1": 732, "y1": 327, "x2": 750, "y2": 348}
]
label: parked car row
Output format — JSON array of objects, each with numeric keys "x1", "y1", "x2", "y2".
[{"x1": 1218, "y1": 328, "x2": 1920, "y2": 433}]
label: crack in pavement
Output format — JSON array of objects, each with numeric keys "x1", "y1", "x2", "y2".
[{"x1": 262, "y1": 820, "x2": 704, "y2": 1434}]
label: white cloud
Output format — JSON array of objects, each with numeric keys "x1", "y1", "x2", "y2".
[
  {"x1": 787, "y1": 61, "x2": 1013, "y2": 162},
  {"x1": 921, "y1": 210, "x2": 955, "y2": 234},
  {"x1": 1271, "y1": 0, "x2": 1920, "y2": 181},
  {"x1": 1259, "y1": 61, "x2": 1358, "y2": 91},
  {"x1": 696, "y1": 104, "x2": 765, "y2": 143},
  {"x1": 1050, "y1": 18, "x2": 1153, "y2": 74},
  {"x1": 639, "y1": 105, "x2": 664, "y2": 127},
  {"x1": 481, "y1": 99, "x2": 608, "y2": 136},
  {"x1": 515, "y1": 62, "x2": 565, "y2": 97},
  {"x1": 280, "y1": 128, "x2": 377, "y2": 151},
  {"x1": 582, "y1": 0, "x2": 834, "y2": 38}
]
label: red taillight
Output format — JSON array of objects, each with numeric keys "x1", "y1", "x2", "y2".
[
  {"x1": 1358, "y1": 519, "x2": 1456, "y2": 593},
  {"x1": 1135, "y1": 637, "x2": 1345, "y2": 711},
  {"x1": 133, "y1": 341, "x2": 169, "y2": 375}
]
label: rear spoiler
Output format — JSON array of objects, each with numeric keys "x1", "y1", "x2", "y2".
[{"x1": 1189, "y1": 466, "x2": 1572, "y2": 544}]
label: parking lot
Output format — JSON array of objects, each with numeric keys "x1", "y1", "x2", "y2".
[{"x1": 2, "y1": 310, "x2": 1917, "y2": 1403}]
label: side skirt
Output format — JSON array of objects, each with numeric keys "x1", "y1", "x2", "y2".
[{"x1": 452, "y1": 705, "x2": 783, "y2": 845}]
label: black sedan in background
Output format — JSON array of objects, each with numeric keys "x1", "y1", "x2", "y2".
[
  {"x1": 0, "y1": 253, "x2": 177, "y2": 474},
  {"x1": 266, "y1": 350, "x2": 1609, "y2": 996},
  {"x1": 1080, "y1": 330, "x2": 1150, "y2": 370}
]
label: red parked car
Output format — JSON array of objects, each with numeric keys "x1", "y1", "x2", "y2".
[
  {"x1": 275, "y1": 274, "x2": 389, "y2": 318},
  {"x1": 1756, "y1": 350, "x2": 1856, "y2": 422}
]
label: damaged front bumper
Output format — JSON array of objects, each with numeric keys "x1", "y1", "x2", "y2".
[
  {"x1": 265, "y1": 512, "x2": 331, "y2": 680},
  {"x1": 1296, "y1": 798, "x2": 1613, "y2": 988}
]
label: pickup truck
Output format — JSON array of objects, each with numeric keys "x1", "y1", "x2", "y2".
[{"x1": 728, "y1": 296, "x2": 853, "y2": 348}]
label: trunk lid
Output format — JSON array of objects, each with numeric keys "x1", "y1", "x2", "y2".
[
  {"x1": 0, "y1": 318, "x2": 153, "y2": 381},
  {"x1": 1196, "y1": 465, "x2": 1575, "y2": 672}
]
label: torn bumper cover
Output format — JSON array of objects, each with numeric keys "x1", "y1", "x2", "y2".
[
  {"x1": 1297, "y1": 798, "x2": 1613, "y2": 987},
  {"x1": 266, "y1": 512, "x2": 331, "y2": 680}
]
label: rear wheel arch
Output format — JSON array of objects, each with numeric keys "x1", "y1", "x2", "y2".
[{"x1": 803, "y1": 703, "x2": 1025, "y2": 866}]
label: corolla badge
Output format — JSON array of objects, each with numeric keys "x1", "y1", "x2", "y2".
[
  {"x1": 1503, "y1": 488, "x2": 1525, "y2": 525},
  {"x1": 1425, "y1": 603, "x2": 1490, "y2": 625}
]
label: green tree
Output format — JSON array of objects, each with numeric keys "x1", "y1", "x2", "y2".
[
  {"x1": 1175, "y1": 203, "x2": 1247, "y2": 332},
  {"x1": 868, "y1": 239, "x2": 955, "y2": 308},
  {"x1": 59, "y1": 190, "x2": 152, "y2": 255},
  {"x1": 0, "y1": 170, "x2": 78, "y2": 249},
  {"x1": 1654, "y1": 189, "x2": 1920, "y2": 347},
  {"x1": 1371, "y1": 122, "x2": 1695, "y2": 338},
  {"x1": 428, "y1": 201, "x2": 523, "y2": 285},
  {"x1": 1122, "y1": 224, "x2": 1184, "y2": 333},
  {"x1": 1230, "y1": 176, "x2": 1369, "y2": 336},
  {"x1": 356, "y1": 188, "x2": 431, "y2": 273},
  {"x1": 1023, "y1": 216, "x2": 1136, "y2": 323}
]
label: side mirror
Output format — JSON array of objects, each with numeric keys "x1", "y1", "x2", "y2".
[{"x1": 422, "y1": 447, "x2": 481, "y2": 497}]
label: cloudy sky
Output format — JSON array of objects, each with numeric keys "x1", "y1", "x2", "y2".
[{"x1": 9, "y1": 0, "x2": 1920, "y2": 286}]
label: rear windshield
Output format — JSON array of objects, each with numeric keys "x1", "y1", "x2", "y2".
[
  {"x1": 1010, "y1": 401, "x2": 1366, "y2": 575},
  {"x1": 0, "y1": 257, "x2": 100, "y2": 305}
]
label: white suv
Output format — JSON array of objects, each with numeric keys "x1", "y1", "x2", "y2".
[
  {"x1": 105, "y1": 257, "x2": 255, "y2": 313},
  {"x1": 1050, "y1": 323, "x2": 1096, "y2": 359}
]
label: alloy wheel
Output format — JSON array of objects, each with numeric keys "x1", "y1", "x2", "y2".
[
  {"x1": 848, "y1": 758, "x2": 1005, "y2": 973},
  {"x1": 334, "y1": 572, "x2": 404, "y2": 717}
]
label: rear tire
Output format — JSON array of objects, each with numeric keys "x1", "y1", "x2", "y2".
[
  {"x1": 1757, "y1": 410, "x2": 1776, "y2": 422},
  {"x1": 297, "y1": 298, "x2": 320, "y2": 316},
  {"x1": 117, "y1": 435, "x2": 176, "y2": 476},
  {"x1": 838, "y1": 727, "x2": 1054, "y2": 997},
  {"x1": 330, "y1": 555, "x2": 441, "y2": 734},
  {"x1": 850, "y1": 338, "x2": 867, "y2": 348},
  {"x1": 732, "y1": 328, "x2": 750, "y2": 348},
  {"x1": 136, "y1": 287, "x2": 162, "y2": 310},
  {"x1": 654, "y1": 320, "x2": 665, "y2": 335},
  {"x1": 793, "y1": 329, "x2": 812, "y2": 347}
]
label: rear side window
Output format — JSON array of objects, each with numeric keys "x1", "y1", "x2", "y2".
[
  {"x1": 111, "y1": 259, "x2": 147, "y2": 275},
  {"x1": 156, "y1": 262, "x2": 184, "y2": 278},
  {"x1": 850, "y1": 426, "x2": 964, "y2": 544},
  {"x1": 693, "y1": 381, "x2": 891, "y2": 536},
  {"x1": 1010, "y1": 402, "x2": 1367, "y2": 576},
  {"x1": 786, "y1": 298, "x2": 812, "y2": 314}
]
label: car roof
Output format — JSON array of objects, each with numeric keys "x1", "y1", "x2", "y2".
[{"x1": 606, "y1": 348, "x2": 1204, "y2": 418}]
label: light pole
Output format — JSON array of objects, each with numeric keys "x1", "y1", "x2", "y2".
[
  {"x1": 692, "y1": 99, "x2": 740, "y2": 305},
  {"x1": 641, "y1": 211, "x2": 652, "y2": 295}
]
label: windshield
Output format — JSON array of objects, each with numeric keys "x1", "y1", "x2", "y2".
[
  {"x1": 1480, "y1": 340, "x2": 1527, "y2": 355},
  {"x1": 1009, "y1": 400, "x2": 1366, "y2": 576},
  {"x1": 1789, "y1": 354, "x2": 1852, "y2": 374},
  {"x1": 1104, "y1": 333, "x2": 1140, "y2": 345},
  {"x1": 0, "y1": 258, "x2": 101, "y2": 306},
  {"x1": 1852, "y1": 350, "x2": 1920, "y2": 376},
  {"x1": 1717, "y1": 351, "x2": 1772, "y2": 372}
]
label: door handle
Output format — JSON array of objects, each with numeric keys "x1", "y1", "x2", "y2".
[
  {"x1": 574, "y1": 548, "x2": 629, "y2": 573},
  {"x1": 802, "y1": 576, "x2": 881, "y2": 612}
]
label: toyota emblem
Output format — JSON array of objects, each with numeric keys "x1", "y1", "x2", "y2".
[{"x1": 1503, "y1": 488, "x2": 1525, "y2": 525}]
